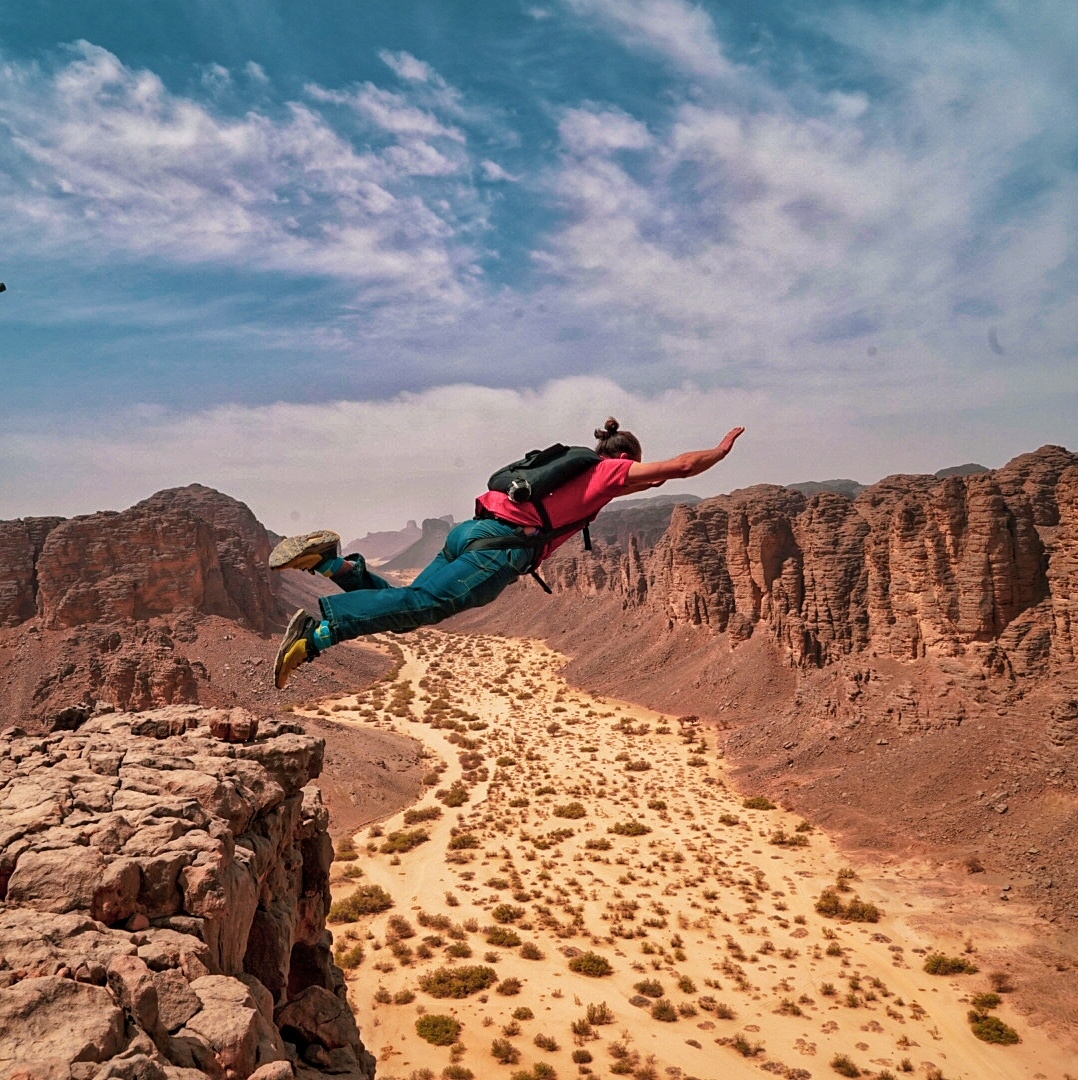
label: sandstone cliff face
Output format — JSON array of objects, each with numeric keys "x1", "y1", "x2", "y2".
[
  {"x1": 0, "y1": 486, "x2": 280, "y2": 637},
  {"x1": 541, "y1": 446, "x2": 1076, "y2": 680},
  {"x1": 0, "y1": 706, "x2": 374, "y2": 1080}
]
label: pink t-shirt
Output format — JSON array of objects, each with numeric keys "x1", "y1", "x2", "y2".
[{"x1": 475, "y1": 456, "x2": 634, "y2": 564}]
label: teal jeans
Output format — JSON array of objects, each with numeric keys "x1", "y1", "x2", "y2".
[{"x1": 318, "y1": 518, "x2": 532, "y2": 644}]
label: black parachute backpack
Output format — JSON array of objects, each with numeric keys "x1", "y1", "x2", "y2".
[{"x1": 468, "y1": 444, "x2": 603, "y2": 592}]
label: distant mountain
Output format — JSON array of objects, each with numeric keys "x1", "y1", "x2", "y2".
[
  {"x1": 786, "y1": 478, "x2": 865, "y2": 499},
  {"x1": 343, "y1": 517, "x2": 451, "y2": 563},
  {"x1": 935, "y1": 462, "x2": 989, "y2": 479},
  {"x1": 381, "y1": 517, "x2": 453, "y2": 571}
]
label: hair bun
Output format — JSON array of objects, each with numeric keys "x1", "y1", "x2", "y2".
[{"x1": 594, "y1": 417, "x2": 620, "y2": 440}]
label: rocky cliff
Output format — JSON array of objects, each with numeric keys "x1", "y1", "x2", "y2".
[
  {"x1": 541, "y1": 445, "x2": 1078, "y2": 682},
  {"x1": 0, "y1": 705, "x2": 373, "y2": 1080}
]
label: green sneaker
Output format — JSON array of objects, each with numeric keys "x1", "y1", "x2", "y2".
[
  {"x1": 274, "y1": 608, "x2": 319, "y2": 689},
  {"x1": 269, "y1": 530, "x2": 340, "y2": 572}
]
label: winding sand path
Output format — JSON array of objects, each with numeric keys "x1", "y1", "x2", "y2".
[{"x1": 298, "y1": 630, "x2": 1075, "y2": 1080}]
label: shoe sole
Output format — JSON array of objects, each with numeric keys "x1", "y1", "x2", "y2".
[
  {"x1": 269, "y1": 530, "x2": 341, "y2": 571},
  {"x1": 274, "y1": 608, "x2": 314, "y2": 689}
]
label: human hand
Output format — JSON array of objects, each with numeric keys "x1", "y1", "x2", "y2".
[{"x1": 717, "y1": 426, "x2": 745, "y2": 458}]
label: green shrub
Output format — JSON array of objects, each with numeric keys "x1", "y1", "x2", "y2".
[
  {"x1": 650, "y1": 998, "x2": 677, "y2": 1021},
  {"x1": 533, "y1": 1033, "x2": 559, "y2": 1051},
  {"x1": 486, "y1": 925, "x2": 521, "y2": 947},
  {"x1": 448, "y1": 833, "x2": 480, "y2": 850},
  {"x1": 508, "y1": 796, "x2": 530, "y2": 808},
  {"x1": 404, "y1": 805, "x2": 443, "y2": 824},
  {"x1": 328, "y1": 883, "x2": 394, "y2": 922},
  {"x1": 334, "y1": 836, "x2": 358, "y2": 861},
  {"x1": 491, "y1": 1038, "x2": 520, "y2": 1064},
  {"x1": 492, "y1": 904, "x2": 525, "y2": 923},
  {"x1": 387, "y1": 915, "x2": 415, "y2": 939},
  {"x1": 445, "y1": 942, "x2": 473, "y2": 958},
  {"x1": 608, "y1": 820, "x2": 651, "y2": 837},
  {"x1": 971, "y1": 992, "x2": 1001, "y2": 1010},
  {"x1": 415, "y1": 1014, "x2": 461, "y2": 1045},
  {"x1": 553, "y1": 802, "x2": 587, "y2": 819},
  {"x1": 585, "y1": 1002, "x2": 614, "y2": 1024},
  {"x1": 497, "y1": 977, "x2": 523, "y2": 996},
  {"x1": 814, "y1": 888, "x2": 880, "y2": 923},
  {"x1": 633, "y1": 979, "x2": 664, "y2": 998},
  {"x1": 718, "y1": 813, "x2": 740, "y2": 826},
  {"x1": 571, "y1": 1049, "x2": 592, "y2": 1064},
  {"x1": 584, "y1": 837, "x2": 611, "y2": 851},
  {"x1": 442, "y1": 1067, "x2": 473, "y2": 1080},
  {"x1": 438, "y1": 782, "x2": 470, "y2": 807},
  {"x1": 829, "y1": 1053, "x2": 860, "y2": 1077},
  {"x1": 742, "y1": 796, "x2": 776, "y2": 810},
  {"x1": 419, "y1": 965, "x2": 498, "y2": 998},
  {"x1": 568, "y1": 951, "x2": 613, "y2": 977},
  {"x1": 969, "y1": 1011, "x2": 1019, "y2": 1044},
  {"x1": 677, "y1": 975, "x2": 696, "y2": 994},
  {"x1": 393, "y1": 988, "x2": 416, "y2": 1004},
  {"x1": 380, "y1": 829, "x2": 429, "y2": 854},
  {"x1": 924, "y1": 953, "x2": 979, "y2": 976},
  {"x1": 512, "y1": 1006, "x2": 534, "y2": 1020},
  {"x1": 334, "y1": 943, "x2": 364, "y2": 968},
  {"x1": 520, "y1": 941, "x2": 544, "y2": 960}
]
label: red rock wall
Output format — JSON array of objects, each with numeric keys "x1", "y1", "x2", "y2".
[{"x1": 541, "y1": 446, "x2": 1076, "y2": 679}]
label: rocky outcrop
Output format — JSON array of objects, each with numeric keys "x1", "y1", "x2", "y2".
[
  {"x1": 0, "y1": 486, "x2": 281, "y2": 636},
  {"x1": 539, "y1": 446, "x2": 1077, "y2": 678},
  {"x1": 0, "y1": 707, "x2": 374, "y2": 1080}
]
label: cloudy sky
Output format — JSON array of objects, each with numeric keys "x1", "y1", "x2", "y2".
[{"x1": 1, "y1": 1, "x2": 1075, "y2": 539}]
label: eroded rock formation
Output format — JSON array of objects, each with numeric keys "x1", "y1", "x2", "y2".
[
  {"x1": 0, "y1": 706, "x2": 373, "y2": 1080},
  {"x1": 546, "y1": 446, "x2": 1078, "y2": 680}
]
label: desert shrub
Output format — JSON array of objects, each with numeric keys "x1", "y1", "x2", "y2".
[
  {"x1": 968, "y1": 1011, "x2": 1019, "y2": 1044},
  {"x1": 814, "y1": 888, "x2": 881, "y2": 923},
  {"x1": 534, "y1": 1033, "x2": 559, "y2": 1051},
  {"x1": 496, "y1": 755, "x2": 517, "y2": 767},
  {"x1": 624, "y1": 760, "x2": 651, "y2": 772},
  {"x1": 486, "y1": 925, "x2": 521, "y2": 947},
  {"x1": 509, "y1": 797, "x2": 530, "y2": 808},
  {"x1": 608, "y1": 820, "x2": 651, "y2": 837},
  {"x1": 373, "y1": 986, "x2": 391, "y2": 1003},
  {"x1": 742, "y1": 796, "x2": 776, "y2": 810},
  {"x1": 448, "y1": 833, "x2": 480, "y2": 850},
  {"x1": 512, "y1": 1006, "x2": 534, "y2": 1020},
  {"x1": 924, "y1": 953, "x2": 979, "y2": 976},
  {"x1": 520, "y1": 941, "x2": 544, "y2": 960},
  {"x1": 730, "y1": 1033, "x2": 762, "y2": 1057},
  {"x1": 328, "y1": 884, "x2": 393, "y2": 922},
  {"x1": 415, "y1": 1014, "x2": 461, "y2": 1045},
  {"x1": 393, "y1": 988, "x2": 416, "y2": 1004},
  {"x1": 535, "y1": 785, "x2": 556, "y2": 796},
  {"x1": 585, "y1": 1001, "x2": 614, "y2": 1025},
  {"x1": 381, "y1": 829, "x2": 429, "y2": 854},
  {"x1": 718, "y1": 813, "x2": 740, "y2": 826},
  {"x1": 492, "y1": 904, "x2": 525, "y2": 923},
  {"x1": 417, "y1": 911, "x2": 452, "y2": 930},
  {"x1": 387, "y1": 915, "x2": 416, "y2": 939},
  {"x1": 571, "y1": 1049, "x2": 593, "y2": 1064},
  {"x1": 569, "y1": 951, "x2": 613, "y2": 977},
  {"x1": 334, "y1": 943, "x2": 364, "y2": 968},
  {"x1": 491, "y1": 1038, "x2": 520, "y2": 1064},
  {"x1": 438, "y1": 782, "x2": 470, "y2": 807},
  {"x1": 633, "y1": 979, "x2": 664, "y2": 998},
  {"x1": 334, "y1": 836, "x2": 358, "y2": 861},
  {"x1": 650, "y1": 999, "x2": 677, "y2": 1022},
  {"x1": 445, "y1": 942, "x2": 473, "y2": 959},
  {"x1": 419, "y1": 965, "x2": 498, "y2": 998},
  {"x1": 647, "y1": 799, "x2": 667, "y2": 811},
  {"x1": 677, "y1": 1001, "x2": 697, "y2": 1018},
  {"x1": 989, "y1": 970, "x2": 1015, "y2": 993},
  {"x1": 497, "y1": 977, "x2": 523, "y2": 996},
  {"x1": 442, "y1": 1067, "x2": 473, "y2": 1080},
  {"x1": 829, "y1": 1054, "x2": 860, "y2": 1077},
  {"x1": 971, "y1": 992, "x2": 1001, "y2": 1010},
  {"x1": 676, "y1": 975, "x2": 696, "y2": 994},
  {"x1": 769, "y1": 829, "x2": 809, "y2": 848},
  {"x1": 713, "y1": 1003, "x2": 736, "y2": 1019},
  {"x1": 553, "y1": 802, "x2": 587, "y2": 819},
  {"x1": 404, "y1": 805, "x2": 443, "y2": 824},
  {"x1": 584, "y1": 838, "x2": 612, "y2": 851}
]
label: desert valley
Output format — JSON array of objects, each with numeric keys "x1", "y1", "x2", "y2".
[{"x1": 1, "y1": 446, "x2": 1077, "y2": 1080}]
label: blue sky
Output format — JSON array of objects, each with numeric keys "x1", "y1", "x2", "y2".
[{"x1": 1, "y1": 1, "x2": 1075, "y2": 538}]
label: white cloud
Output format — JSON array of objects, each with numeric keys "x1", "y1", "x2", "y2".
[
  {"x1": 566, "y1": 0, "x2": 733, "y2": 83},
  {"x1": 558, "y1": 106, "x2": 652, "y2": 155},
  {"x1": 379, "y1": 50, "x2": 437, "y2": 84},
  {"x1": 0, "y1": 42, "x2": 488, "y2": 306},
  {"x1": 3, "y1": 370, "x2": 1069, "y2": 545},
  {"x1": 480, "y1": 160, "x2": 518, "y2": 182}
]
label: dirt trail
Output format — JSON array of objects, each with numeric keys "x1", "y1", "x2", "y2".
[{"x1": 298, "y1": 630, "x2": 1076, "y2": 1080}]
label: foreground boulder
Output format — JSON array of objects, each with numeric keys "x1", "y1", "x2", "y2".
[{"x1": 0, "y1": 706, "x2": 374, "y2": 1080}]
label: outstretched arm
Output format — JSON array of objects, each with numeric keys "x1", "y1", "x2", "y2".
[{"x1": 620, "y1": 426, "x2": 745, "y2": 495}]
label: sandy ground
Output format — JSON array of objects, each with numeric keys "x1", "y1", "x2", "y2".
[{"x1": 296, "y1": 630, "x2": 1078, "y2": 1080}]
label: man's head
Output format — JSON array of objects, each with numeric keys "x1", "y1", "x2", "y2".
[{"x1": 594, "y1": 417, "x2": 642, "y2": 461}]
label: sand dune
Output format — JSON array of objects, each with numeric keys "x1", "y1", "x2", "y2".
[{"x1": 296, "y1": 631, "x2": 1075, "y2": 1080}]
